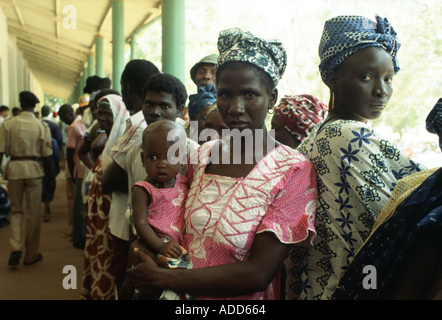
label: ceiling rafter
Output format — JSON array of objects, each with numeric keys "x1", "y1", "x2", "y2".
[
  {"x1": 8, "y1": 23, "x2": 90, "y2": 52},
  {"x1": 1, "y1": 0, "x2": 162, "y2": 100},
  {"x1": 16, "y1": 40, "x2": 83, "y2": 68}
]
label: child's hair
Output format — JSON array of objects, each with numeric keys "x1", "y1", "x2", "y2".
[
  {"x1": 142, "y1": 73, "x2": 188, "y2": 110},
  {"x1": 142, "y1": 120, "x2": 187, "y2": 150}
]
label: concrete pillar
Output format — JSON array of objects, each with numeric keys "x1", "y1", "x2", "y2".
[
  {"x1": 80, "y1": 68, "x2": 87, "y2": 95},
  {"x1": 95, "y1": 35, "x2": 104, "y2": 77},
  {"x1": 74, "y1": 80, "x2": 80, "y2": 103},
  {"x1": 87, "y1": 54, "x2": 94, "y2": 78},
  {"x1": 130, "y1": 36, "x2": 136, "y2": 61},
  {"x1": 161, "y1": 0, "x2": 185, "y2": 83},
  {"x1": 112, "y1": 0, "x2": 124, "y2": 93}
]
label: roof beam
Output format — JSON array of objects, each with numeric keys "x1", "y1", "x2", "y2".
[
  {"x1": 89, "y1": 1, "x2": 113, "y2": 51},
  {"x1": 97, "y1": 1, "x2": 113, "y2": 34},
  {"x1": 23, "y1": 55, "x2": 80, "y2": 76},
  {"x1": 54, "y1": 0, "x2": 60, "y2": 39},
  {"x1": 23, "y1": 52, "x2": 80, "y2": 73},
  {"x1": 16, "y1": 38, "x2": 83, "y2": 67},
  {"x1": 8, "y1": 23, "x2": 89, "y2": 56},
  {"x1": 12, "y1": 1, "x2": 25, "y2": 26}
]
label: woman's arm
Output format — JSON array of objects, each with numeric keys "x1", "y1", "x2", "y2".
[
  {"x1": 127, "y1": 231, "x2": 292, "y2": 298},
  {"x1": 78, "y1": 139, "x2": 95, "y2": 169},
  {"x1": 90, "y1": 132, "x2": 107, "y2": 161}
]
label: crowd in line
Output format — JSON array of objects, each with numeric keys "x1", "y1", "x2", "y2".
[{"x1": 0, "y1": 14, "x2": 441, "y2": 300}]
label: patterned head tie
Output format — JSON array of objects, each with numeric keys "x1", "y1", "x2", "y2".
[
  {"x1": 318, "y1": 15, "x2": 401, "y2": 84},
  {"x1": 426, "y1": 98, "x2": 442, "y2": 149},
  {"x1": 188, "y1": 84, "x2": 217, "y2": 120},
  {"x1": 274, "y1": 94, "x2": 328, "y2": 141},
  {"x1": 215, "y1": 27, "x2": 287, "y2": 87}
]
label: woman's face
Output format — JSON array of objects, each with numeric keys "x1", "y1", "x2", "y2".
[
  {"x1": 216, "y1": 64, "x2": 277, "y2": 131},
  {"x1": 97, "y1": 106, "x2": 114, "y2": 132},
  {"x1": 331, "y1": 47, "x2": 395, "y2": 122}
]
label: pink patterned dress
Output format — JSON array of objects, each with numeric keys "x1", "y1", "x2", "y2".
[
  {"x1": 183, "y1": 140, "x2": 317, "y2": 300},
  {"x1": 133, "y1": 174, "x2": 188, "y2": 242}
]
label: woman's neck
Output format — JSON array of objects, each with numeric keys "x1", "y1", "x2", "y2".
[
  {"x1": 224, "y1": 127, "x2": 277, "y2": 163},
  {"x1": 329, "y1": 103, "x2": 368, "y2": 124}
]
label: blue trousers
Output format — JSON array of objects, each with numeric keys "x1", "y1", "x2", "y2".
[{"x1": 72, "y1": 178, "x2": 86, "y2": 248}]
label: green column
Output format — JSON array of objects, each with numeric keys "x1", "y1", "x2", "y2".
[
  {"x1": 74, "y1": 79, "x2": 81, "y2": 103},
  {"x1": 87, "y1": 54, "x2": 94, "y2": 78},
  {"x1": 162, "y1": 0, "x2": 185, "y2": 83},
  {"x1": 81, "y1": 69, "x2": 87, "y2": 95},
  {"x1": 75, "y1": 81, "x2": 81, "y2": 102},
  {"x1": 95, "y1": 36, "x2": 104, "y2": 77},
  {"x1": 130, "y1": 36, "x2": 136, "y2": 61},
  {"x1": 72, "y1": 82, "x2": 79, "y2": 104},
  {"x1": 112, "y1": 0, "x2": 125, "y2": 93}
]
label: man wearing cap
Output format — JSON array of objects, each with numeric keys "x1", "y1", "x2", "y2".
[
  {"x1": 0, "y1": 91, "x2": 53, "y2": 266},
  {"x1": 188, "y1": 54, "x2": 219, "y2": 142},
  {"x1": 77, "y1": 94, "x2": 92, "y2": 128},
  {"x1": 190, "y1": 53, "x2": 218, "y2": 90}
]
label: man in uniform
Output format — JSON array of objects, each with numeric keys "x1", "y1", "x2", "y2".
[{"x1": 0, "y1": 91, "x2": 52, "y2": 266}]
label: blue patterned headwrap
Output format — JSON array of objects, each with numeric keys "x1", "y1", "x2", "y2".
[
  {"x1": 426, "y1": 98, "x2": 442, "y2": 149},
  {"x1": 188, "y1": 84, "x2": 217, "y2": 120},
  {"x1": 215, "y1": 28, "x2": 287, "y2": 87},
  {"x1": 318, "y1": 15, "x2": 401, "y2": 84}
]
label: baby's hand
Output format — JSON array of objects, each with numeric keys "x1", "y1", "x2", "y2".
[{"x1": 158, "y1": 241, "x2": 183, "y2": 259}]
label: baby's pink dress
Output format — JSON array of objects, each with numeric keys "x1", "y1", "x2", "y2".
[
  {"x1": 133, "y1": 174, "x2": 188, "y2": 242},
  {"x1": 183, "y1": 140, "x2": 317, "y2": 300}
]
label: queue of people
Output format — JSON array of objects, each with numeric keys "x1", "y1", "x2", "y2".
[{"x1": 0, "y1": 13, "x2": 440, "y2": 301}]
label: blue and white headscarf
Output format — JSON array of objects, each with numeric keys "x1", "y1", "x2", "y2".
[
  {"x1": 188, "y1": 84, "x2": 217, "y2": 120},
  {"x1": 215, "y1": 28, "x2": 287, "y2": 87},
  {"x1": 318, "y1": 15, "x2": 401, "y2": 84}
]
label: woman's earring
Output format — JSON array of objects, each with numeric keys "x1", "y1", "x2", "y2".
[
  {"x1": 331, "y1": 91, "x2": 335, "y2": 109},
  {"x1": 268, "y1": 108, "x2": 274, "y2": 114}
]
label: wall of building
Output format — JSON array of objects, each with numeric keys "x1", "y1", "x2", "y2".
[{"x1": 0, "y1": 7, "x2": 44, "y2": 110}]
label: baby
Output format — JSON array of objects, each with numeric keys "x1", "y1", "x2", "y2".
[
  {"x1": 130, "y1": 120, "x2": 192, "y2": 299},
  {"x1": 132, "y1": 120, "x2": 188, "y2": 259}
]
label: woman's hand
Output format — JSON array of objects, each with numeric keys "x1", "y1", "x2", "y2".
[
  {"x1": 126, "y1": 247, "x2": 164, "y2": 297},
  {"x1": 127, "y1": 232, "x2": 293, "y2": 298}
]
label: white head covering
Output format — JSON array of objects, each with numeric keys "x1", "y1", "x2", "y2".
[{"x1": 96, "y1": 94, "x2": 129, "y2": 169}]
